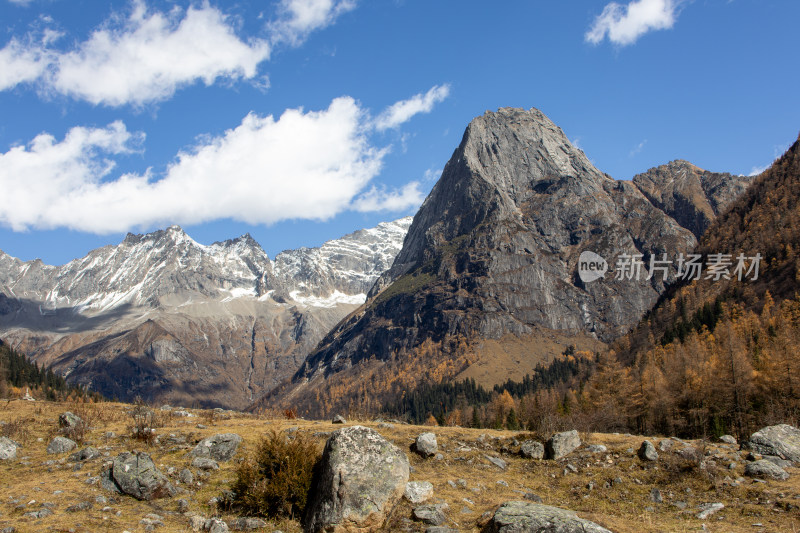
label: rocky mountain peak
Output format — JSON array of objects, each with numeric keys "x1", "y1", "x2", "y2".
[{"x1": 632, "y1": 159, "x2": 753, "y2": 238}]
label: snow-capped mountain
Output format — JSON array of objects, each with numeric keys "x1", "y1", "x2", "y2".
[
  {"x1": 0, "y1": 217, "x2": 411, "y2": 408},
  {"x1": 0, "y1": 218, "x2": 411, "y2": 314}
]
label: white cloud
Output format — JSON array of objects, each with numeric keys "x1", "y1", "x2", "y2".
[
  {"x1": 0, "y1": 94, "x2": 441, "y2": 233},
  {"x1": 351, "y1": 181, "x2": 424, "y2": 212},
  {"x1": 269, "y1": 0, "x2": 356, "y2": 46},
  {"x1": 8, "y1": 0, "x2": 35, "y2": 5},
  {"x1": 0, "y1": 121, "x2": 144, "y2": 231},
  {"x1": 0, "y1": 38, "x2": 50, "y2": 90},
  {"x1": 374, "y1": 84, "x2": 451, "y2": 131},
  {"x1": 50, "y1": 1, "x2": 270, "y2": 106},
  {"x1": 586, "y1": 0, "x2": 679, "y2": 46},
  {"x1": 749, "y1": 165, "x2": 767, "y2": 177}
]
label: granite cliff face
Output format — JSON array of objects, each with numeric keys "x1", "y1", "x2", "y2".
[
  {"x1": 0, "y1": 219, "x2": 411, "y2": 408},
  {"x1": 269, "y1": 108, "x2": 751, "y2": 415}
]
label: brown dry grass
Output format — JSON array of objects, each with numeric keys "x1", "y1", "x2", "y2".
[{"x1": 1, "y1": 400, "x2": 799, "y2": 532}]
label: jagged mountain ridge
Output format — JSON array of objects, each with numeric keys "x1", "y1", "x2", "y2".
[
  {"x1": 264, "y1": 107, "x2": 754, "y2": 417},
  {"x1": 0, "y1": 218, "x2": 411, "y2": 408}
]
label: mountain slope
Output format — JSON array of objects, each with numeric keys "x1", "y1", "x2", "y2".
[
  {"x1": 261, "y1": 107, "x2": 752, "y2": 417},
  {"x1": 0, "y1": 218, "x2": 411, "y2": 408},
  {"x1": 632, "y1": 160, "x2": 753, "y2": 239}
]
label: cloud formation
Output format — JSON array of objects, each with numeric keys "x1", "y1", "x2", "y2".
[
  {"x1": 374, "y1": 84, "x2": 451, "y2": 131},
  {"x1": 0, "y1": 0, "x2": 354, "y2": 106},
  {"x1": 0, "y1": 88, "x2": 446, "y2": 233},
  {"x1": 586, "y1": 0, "x2": 679, "y2": 46},
  {"x1": 269, "y1": 0, "x2": 356, "y2": 46}
]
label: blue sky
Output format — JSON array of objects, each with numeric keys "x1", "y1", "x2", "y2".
[{"x1": 1, "y1": 0, "x2": 798, "y2": 266}]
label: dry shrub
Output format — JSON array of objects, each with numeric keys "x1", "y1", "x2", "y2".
[
  {"x1": 1, "y1": 416, "x2": 32, "y2": 444},
  {"x1": 128, "y1": 398, "x2": 163, "y2": 445},
  {"x1": 229, "y1": 430, "x2": 320, "y2": 519},
  {"x1": 283, "y1": 408, "x2": 297, "y2": 420}
]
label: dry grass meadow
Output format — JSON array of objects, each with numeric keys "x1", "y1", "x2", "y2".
[{"x1": 1, "y1": 398, "x2": 799, "y2": 532}]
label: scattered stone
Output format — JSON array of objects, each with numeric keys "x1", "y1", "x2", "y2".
[
  {"x1": 66, "y1": 501, "x2": 93, "y2": 512},
  {"x1": 160, "y1": 405, "x2": 172, "y2": 411},
  {"x1": 519, "y1": 440, "x2": 544, "y2": 459},
  {"x1": 405, "y1": 481, "x2": 434, "y2": 503},
  {"x1": 658, "y1": 439, "x2": 674, "y2": 452},
  {"x1": 413, "y1": 503, "x2": 448, "y2": 526},
  {"x1": 719, "y1": 435, "x2": 737, "y2": 445},
  {"x1": 23, "y1": 508, "x2": 53, "y2": 519},
  {"x1": 745, "y1": 459, "x2": 790, "y2": 480},
  {"x1": 748, "y1": 425, "x2": 800, "y2": 462},
  {"x1": 47, "y1": 436, "x2": 77, "y2": 455},
  {"x1": 188, "y1": 515, "x2": 206, "y2": 531},
  {"x1": 191, "y1": 457, "x2": 220, "y2": 471},
  {"x1": 176, "y1": 498, "x2": 189, "y2": 513},
  {"x1": 140, "y1": 513, "x2": 165, "y2": 529},
  {"x1": 545, "y1": 430, "x2": 581, "y2": 460},
  {"x1": 68, "y1": 447, "x2": 101, "y2": 462},
  {"x1": 650, "y1": 488, "x2": 663, "y2": 503},
  {"x1": 189, "y1": 434, "x2": 242, "y2": 462},
  {"x1": 196, "y1": 424, "x2": 208, "y2": 430},
  {"x1": 109, "y1": 451, "x2": 175, "y2": 500},
  {"x1": 484, "y1": 501, "x2": 612, "y2": 532},
  {"x1": 697, "y1": 502, "x2": 724, "y2": 520},
  {"x1": 586, "y1": 444, "x2": 607, "y2": 454},
  {"x1": 0, "y1": 437, "x2": 19, "y2": 461},
  {"x1": 303, "y1": 425, "x2": 410, "y2": 533},
  {"x1": 485, "y1": 455, "x2": 507, "y2": 470},
  {"x1": 497, "y1": 480, "x2": 509, "y2": 487},
  {"x1": 415, "y1": 432, "x2": 438, "y2": 457},
  {"x1": 672, "y1": 501, "x2": 687, "y2": 510},
  {"x1": 638, "y1": 441, "x2": 658, "y2": 462},
  {"x1": 58, "y1": 411, "x2": 83, "y2": 430},
  {"x1": 332, "y1": 415, "x2": 347, "y2": 424},
  {"x1": 425, "y1": 527, "x2": 458, "y2": 533},
  {"x1": 227, "y1": 517, "x2": 268, "y2": 531},
  {"x1": 523, "y1": 493, "x2": 543, "y2": 503},
  {"x1": 173, "y1": 410, "x2": 195, "y2": 417},
  {"x1": 179, "y1": 468, "x2": 194, "y2": 485},
  {"x1": 204, "y1": 518, "x2": 229, "y2": 532},
  {"x1": 377, "y1": 422, "x2": 395, "y2": 429}
]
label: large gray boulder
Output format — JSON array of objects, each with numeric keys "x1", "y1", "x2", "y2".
[
  {"x1": 0, "y1": 436, "x2": 19, "y2": 460},
  {"x1": 110, "y1": 451, "x2": 175, "y2": 500},
  {"x1": 545, "y1": 430, "x2": 581, "y2": 460},
  {"x1": 47, "y1": 436, "x2": 77, "y2": 454},
  {"x1": 748, "y1": 425, "x2": 800, "y2": 462},
  {"x1": 483, "y1": 501, "x2": 613, "y2": 532},
  {"x1": 189, "y1": 433, "x2": 242, "y2": 462},
  {"x1": 415, "y1": 432, "x2": 438, "y2": 457},
  {"x1": 745, "y1": 459, "x2": 790, "y2": 481},
  {"x1": 303, "y1": 425, "x2": 409, "y2": 533},
  {"x1": 519, "y1": 440, "x2": 544, "y2": 459}
]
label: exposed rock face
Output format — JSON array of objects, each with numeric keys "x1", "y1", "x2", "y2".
[
  {"x1": 303, "y1": 426, "x2": 409, "y2": 533},
  {"x1": 545, "y1": 430, "x2": 581, "y2": 460},
  {"x1": 632, "y1": 160, "x2": 753, "y2": 239},
  {"x1": 189, "y1": 433, "x2": 242, "y2": 462},
  {"x1": 109, "y1": 451, "x2": 175, "y2": 500},
  {"x1": 278, "y1": 107, "x2": 744, "y2": 416},
  {"x1": 0, "y1": 436, "x2": 18, "y2": 460},
  {"x1": 0, "y1": 218, "x2": 411, "y2": 409},
  {"x1": 748, "y1": 425, "x2": 800, "y2": 462},
  {"x1": 745, "y1": 459, "x2": 790, "y2": 480},
  {"x1": 483, "y1": 501, "x2": 613, "y2": 532}
]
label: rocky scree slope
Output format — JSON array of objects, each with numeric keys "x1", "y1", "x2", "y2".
[
  {"x1": 0, "y1": 219, "x2": 411, "y2": 409},
  {"x1": 269, "y1": 107, "x2": 752, "y2": 416}
]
